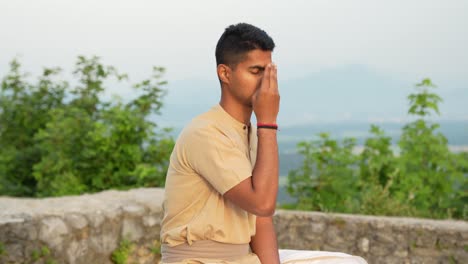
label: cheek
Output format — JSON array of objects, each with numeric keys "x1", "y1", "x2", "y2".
[
  {"x1": 247, "y1": 77, "x2": 261, "y2": 94},
  {"x1": 235, "y1": 73, "x2": 261, "y2": 94},
  {"x1": 240, "y1": 74, "x2": 258, "y2": 88},
  {"x1": 252, "y1": 75, "x2": 262, "y2": 91}
]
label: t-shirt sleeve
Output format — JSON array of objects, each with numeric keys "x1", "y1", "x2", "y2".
[{"x1": 184, "y1": 127, "x2": 253, "y2": 195}]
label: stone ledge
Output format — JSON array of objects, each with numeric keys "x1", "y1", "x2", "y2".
[
  {"x1": 1, "y1": 188, "x2": 467, "y2": 264},
  {"x1": 0, "y1": 188, "x2": 164, "y2": 264},
  {"x1": 0, "y1": 188, "x2": 164, "y2": 217}
]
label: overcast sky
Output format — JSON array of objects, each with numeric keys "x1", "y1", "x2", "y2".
[
  {"x1": 1, "y1": 0, "x2": 467, "y2": 124},
  {"x1": 2, "y1": 0, "x2": 467, "y2": 80}
]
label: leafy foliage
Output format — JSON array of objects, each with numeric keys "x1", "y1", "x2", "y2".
[
  {"x1": 29, "y1": 246, "x2": 56, "y2": 263},
  {"x1": 0, "y1": 242, "x2": 4, "y2": 256},
  {"x1": 111, "y1": 238, "x2": 133, "y2": 264},
  {"x1": 396, "y1": 79, "x2": 464, "y2": 218},
  {"x1": 286, "y1": 78, "x2": 467, "y2": 219},
  {"x1": 0, "y1": 56, "x2": 174, "y2": 197},
  {"x1": 287, "y1": 133, "x2": 359, "y2": 213}
]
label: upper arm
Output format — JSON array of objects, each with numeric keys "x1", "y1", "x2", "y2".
[{"x1": 185, "y1": 127, "x2": 252, "y2": 194}]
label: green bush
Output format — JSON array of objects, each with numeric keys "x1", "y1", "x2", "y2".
[
  {"x1": 287, "y1": 133, "x2": 359, "y2": 213},
  {"x1": 395, "y1": 79, "x2": 465, "y2": 218},
  {"x1": 0, "y1": 56, "x2": 174, "y2": 197},
  {"x1": 286, "y1": 78, "x2": 467, "y2": 220}
]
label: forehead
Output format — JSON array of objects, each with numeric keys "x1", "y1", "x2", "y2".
[{"x1": 238, "y1": 49, "x2": 272, "y2": 67}]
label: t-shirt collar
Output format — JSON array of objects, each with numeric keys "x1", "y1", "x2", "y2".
[{"x1": 213, "y1": 104, "x2": 251, "y2": 134}]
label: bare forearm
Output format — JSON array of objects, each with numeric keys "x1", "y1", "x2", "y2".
[
  {"x1": 251, "y1": 128, "x2": 279, "y2": 212},
  {"x1": 250, "y1": 216, "x2": 280, "y2": 264}
]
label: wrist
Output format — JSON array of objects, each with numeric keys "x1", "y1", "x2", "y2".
[
  {"x1": 257, "y1": 128, "x2": 277, "y2": 137},
  {"x1": 257, "y1": 120, "x2": 277, "y2": 124},
  {"x1": 257, "y1": 122, "x2": 278, "y2": 131}
]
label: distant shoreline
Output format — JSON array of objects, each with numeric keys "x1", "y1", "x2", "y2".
[{"x1": 280, "y1": 144, "x2": 468, "y2": 155}]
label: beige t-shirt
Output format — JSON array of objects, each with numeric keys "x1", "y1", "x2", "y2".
[{"x1": 160, "y1": 104, "x2": 258, "y2": 247}]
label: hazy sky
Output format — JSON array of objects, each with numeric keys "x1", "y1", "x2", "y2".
[
  {"x1": 2, "y1": 0, "x2": 467, "y2": 80},
  {"x1": 1, "y1": 0, "x2": 467, "y2": 124}
]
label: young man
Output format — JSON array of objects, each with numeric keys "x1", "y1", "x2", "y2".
[{"x1": 160, "y1": 23, "x2": 280, "y2": 263}]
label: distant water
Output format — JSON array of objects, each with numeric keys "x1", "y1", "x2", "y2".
[{"x1": 277, "y1": 120, "x2": 468, "y2": 153}]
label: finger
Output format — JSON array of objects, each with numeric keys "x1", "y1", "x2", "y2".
[
  {"x1": 261, "y1": 63, "x2": 271, "y2": 91},
  {"x1": 271, "y1": 63, "x2": 278, "y2": 93}
]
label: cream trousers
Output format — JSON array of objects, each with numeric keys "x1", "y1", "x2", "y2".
[{"x1": 161, "y1": 241, "x2": 368, "y2": 264}]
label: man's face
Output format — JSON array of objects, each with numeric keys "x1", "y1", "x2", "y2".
[{"x1": 227, "y1": 49, "x2": 272, "y2": 107}]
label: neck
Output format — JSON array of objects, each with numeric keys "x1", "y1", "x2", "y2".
[{"x1": 219, "y1": 94, "x2": 253, "y2": 126}]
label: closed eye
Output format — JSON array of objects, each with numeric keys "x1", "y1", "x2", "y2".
[
  {"x1": 251, "y1": 69, "x2": 260, "y2": 74},
  {"x1": 249, "y1": 66, "x2": 265, "y2": 75}
]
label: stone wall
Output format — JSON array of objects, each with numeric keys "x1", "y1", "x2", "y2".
[
  {"x1": 274, "y1": 210, "x2": 467, "y2": 264},
  {"x1": 0, "y1": 188, "x2": 164, "y2": 264},
  {"x1": 0, "y1": 188, "x2": 467, "y2": 264}
]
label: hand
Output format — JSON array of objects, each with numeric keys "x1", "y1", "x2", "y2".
[{"x1": 252, "y1": 63, "x2": 280, "y2": 124}]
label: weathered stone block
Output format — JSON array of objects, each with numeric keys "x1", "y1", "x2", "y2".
[
  {"x1": 123, "y1": 204, "x2": 146, "y2": 217},
  {"x1": 143, "y1": 214, "x2": 161, "y2": 227},
  {"x1": 65, "y1": 213, "x2": 88, "y2": 230},
  {"x1": 122, "y1": 217, "x2": 145, "y2": 242},
  {"x1": 87, "y1": 211, "x2": 105, "y2": 228},
  {"x1": 38, "y1": 217, "x2": 69, "y2": 250},
  {"x1": 358, "y1": 237, "x2": 369, "y2": 253}
]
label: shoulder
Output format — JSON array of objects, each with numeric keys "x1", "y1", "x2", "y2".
[{"x1": 177, "y1": 108, "x2": 233, "y2": 147}]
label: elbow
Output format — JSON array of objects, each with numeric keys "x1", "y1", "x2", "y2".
[{"x1": 254, "y1": 201, "x2": 276, "y2": 217}]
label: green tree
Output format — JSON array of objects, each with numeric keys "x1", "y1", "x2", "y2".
[
  {"x1": 451, "y1": 152, "x2": 468, "y2": 219},
  {"x1": 0, "y1": 56, "x2": 174, "y2": 197},
  {"x1": 395, "y1": 78, "x2": 464, "y2": 218},
  {"x1": 285, "y1": 78, "x2": 466, "y2": 219},
  {"x1": 357, "y1": 125, "x2": 415, "y2": 216},
  {"x1": 359, "y1": 125, "x2": 396, "y2": 188},
  {"x1": 286, "y1": 133, "x2": 359, "y2": 213},
  {"x1": 0, "y1": 60, "x2": 67, "y2": 195}
]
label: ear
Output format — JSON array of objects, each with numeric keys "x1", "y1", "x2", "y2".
[{"x1": 217, "y1": 64, "x2": 231, "y2": 85}]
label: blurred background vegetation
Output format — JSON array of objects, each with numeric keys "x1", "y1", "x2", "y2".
[
  {"x1": 285, "y1": 79, "x2": 467, "y2": 220},
  {"x1": 0, "y1": 56, "x2": 174, "y2": 197},
  {"x1": 0, "y1": 56, "x2": 466, "y2": 220}
]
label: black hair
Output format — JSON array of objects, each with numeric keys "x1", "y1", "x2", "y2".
[{"x1": 215, "y1": 23, "x2": 275, "y2": 68}]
